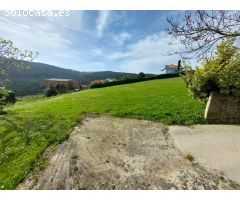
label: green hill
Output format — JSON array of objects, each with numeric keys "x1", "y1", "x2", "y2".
[
  {"x1": 0, "y1": 77, "x2": 206, "y2": 189},
  {"x1": 1, "y1": 61, "x2": 138, "y2": 96}
]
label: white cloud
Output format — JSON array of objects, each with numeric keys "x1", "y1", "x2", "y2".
[
  {"x1": 0, "y1": 16, "x2": 72, "y2": 50},
  {"x1": 91, "y1": 48, "x2": 103, "y2": 56},
  {"x1": 48, "y1": 11, "x2": 85, "y2": 33},
  {"x1": 108, "y1": 51, "x2": 131, "y2": 60},
  {"x1": 108, "y1": 31, "x2": 184, "y2": 73},
  {"x1": 96, "y1": 11, "x2": 111, "y2": 37},
  {"x1": 113, "y1": 31, "x2": 132, "y2": 45},
  {"x1": 0, "y1": 12, "x2": 109, "y2": 72},
  {"x1": 0, "y1": 11, "x2": 198, "y2": 74},
  {"x1": 0, "y1": 14, "x2": 85, "y2": 69}
]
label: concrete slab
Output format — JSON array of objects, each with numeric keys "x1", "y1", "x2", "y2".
[
  {"x1": 170, "y1": 125, "x2": 240, "y2": 183},
  {"x1": 18, "y1": 116, "x2": 239, "y2": 189}
]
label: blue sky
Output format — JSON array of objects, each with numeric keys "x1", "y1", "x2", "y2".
[{"x1": 0, "y1": 10, "x2": 188, "y2": 74}]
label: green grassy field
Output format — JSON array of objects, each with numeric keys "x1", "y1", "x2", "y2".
[{"x1": 0, "y1": 77, "x2": 206, "y2": 189}]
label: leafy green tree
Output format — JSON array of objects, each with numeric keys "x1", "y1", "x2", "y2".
[
  {"x1": 55, "y1": 84, "x2": 67, "y2": 94},
  {"x1": 45, "y1": 86, "x2": 58, "y2": 97},
  {"x1": 138, "y1": 72, "x2": 145, "y2": 78},
  {"x1": 177, "y1": 60, "x2": 181, "y2": 72},
  {"x1": 183, "y1": 39, "x2": 240, "y2": 100},
  {"x1": 0, "y1": 37, "x2": 37, "y2": 113},
  {"x1": 121, "y1": 75, "x2": 131, "y2": 80}
]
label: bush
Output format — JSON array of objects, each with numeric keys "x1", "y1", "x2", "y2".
[
  {"x1": 0, "y1": 88, "x2": 16, "y2": 114},
  {"x1": 0, "y1": 88, "x2": 16, "y2": 103},
  {"x1": 90, "y1": 80, "x2": 105, "y2": 88},
  {"x1": 55, "y1": 84, "x2": 67, "y2": 94},
  {"x1": 90, "y1": 73, "x2": 180, "y2": 89},
  {"x1": 45, "y1": 87, "x2": 57, "y2": 97},
  {"x1": 183, "y1": 39, "x2": 240, "y2": 100},
  {"x1": 4, "y1": 91, "x2": 16, "y2": 103}
]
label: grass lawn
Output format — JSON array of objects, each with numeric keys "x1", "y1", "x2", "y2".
[{"x1": 0, "y1": 77, "x2": 206, "y2": 189}]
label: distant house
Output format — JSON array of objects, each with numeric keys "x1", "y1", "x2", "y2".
[
  {"x1": 45, "y1": 78, "x2": 79, "y2": 90},
  {"x1": 162, "y1": 64, "x2": 183, "y2": 74}
]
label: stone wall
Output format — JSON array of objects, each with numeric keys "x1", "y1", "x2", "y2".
[{"x1": 204, "y1": 92, "x2": 240, "y2": 124}]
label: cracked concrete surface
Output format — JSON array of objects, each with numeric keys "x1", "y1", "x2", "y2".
[
  {"x1": 170, "y1": 125, "x2": 240, "y2": 184},
  {"x1": 18, "y1": 116, "x2": 240, "y2": 190}
]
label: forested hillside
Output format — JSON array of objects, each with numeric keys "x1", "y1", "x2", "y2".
[{"x1": 1, "y1": 61, "x2": 137, "y2": 96}]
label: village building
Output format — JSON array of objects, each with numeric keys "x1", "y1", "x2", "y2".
[
  {"x1": 162, "y1": 64, "x2": 183, "y2": 74},
  {"x1": 45, "y1": 78, "x2": 79, "y2": 90}
]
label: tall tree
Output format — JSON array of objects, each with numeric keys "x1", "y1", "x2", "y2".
[
  {"x1": 0, "y1": 37, "x2": 38, "y2": 113},
  {"x1": 138, "y1": 72, "x2": 145, "y2": 78},
  {"x1": 177, "y1": 60, "x2": 181, "y2": 71},
  {"x1": 167, "y1": 10, "x2": 240, "y2": 60},
  {"x1": 0, "y1": 37, "x2": 38, "y2": 87}
]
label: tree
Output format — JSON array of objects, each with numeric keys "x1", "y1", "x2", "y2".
[
  {"x1": 121, "y1": 75, "x2": 131, "y2": 80},
  {"x1": 0, "y1": 88, "x2": 16, "y2": 114},
  {"x1": 138, "y1": 72, "x2": 145, "y2": 78},
  {"x1": 167, "y1": 10, "x2": 240, "y2": 60},
  {"x1": 0, "y1": 37, "x2": 38, "y2": 113},
  {"x1": 0, "y1": 37, "x2": 38, "y2": 86},
  {"x1": 45, "y1": 86, "x2": 57, "y2": 97},
  {"x1": 183, "y1": 39, "x2": 240, "y2": 100},
  {"x1": 55, "y1": 83, "x2": 67, "y2": 94},
  {"x1": 177, "y1": 60, "x2": 181, "y2": 71}
]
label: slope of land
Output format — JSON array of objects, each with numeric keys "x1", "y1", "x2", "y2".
[
  {"x1": 0, "y1": 77, "x2": 206, "y2": 189},
  {"x1": 1, "y1": 60, "x2": 138, "y2": 96},
  {"x1": 18, "y1": 116, "x2": 239, "y2": 190}
]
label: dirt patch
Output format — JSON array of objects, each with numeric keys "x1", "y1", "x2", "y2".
[{"x1": 18, "y1": 116, "x2": 240, "y2": 189}]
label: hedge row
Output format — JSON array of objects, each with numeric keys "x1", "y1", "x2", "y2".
[{"x1": 90, "y1": 73, "x2": 181, "y2": 88}]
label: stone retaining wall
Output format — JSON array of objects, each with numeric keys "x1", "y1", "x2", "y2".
[{"x1": 204, "y1": 92, "x2": 240, "y2": 124}]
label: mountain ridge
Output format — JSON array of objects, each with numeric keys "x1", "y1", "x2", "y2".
[{"x1": 1, "y1": 60, "x2": 139, "y2": 96}]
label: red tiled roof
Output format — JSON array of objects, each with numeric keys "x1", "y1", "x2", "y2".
[{"x1": 165, "y1": 65, "x2": 177, "y2": 69}]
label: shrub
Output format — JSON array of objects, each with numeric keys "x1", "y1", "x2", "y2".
[
  {"x1": 55, "y1": 84, "x2": 67, "y2": 94},
  {"x1": 90, "y1": 73, "x2": 180, "y2": 89},
  {"x1": 182, "y1": 39, "x2": 240, "y2": 101},
  {"x1": 4, "y1": 91, "x2": 16, "y2": 103},
  {"x1": 0, "y1": 88, "x2": 16, "y2": 114},
  {"x1": 90, "y1": 81, "x2": 105, "y2": 88},
  {"x1": 0, "y1": 88, "x2": 16, "y2": 103},
  {"x1": 45, "y1": 87, "x2": 57, "y2": 97}
]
